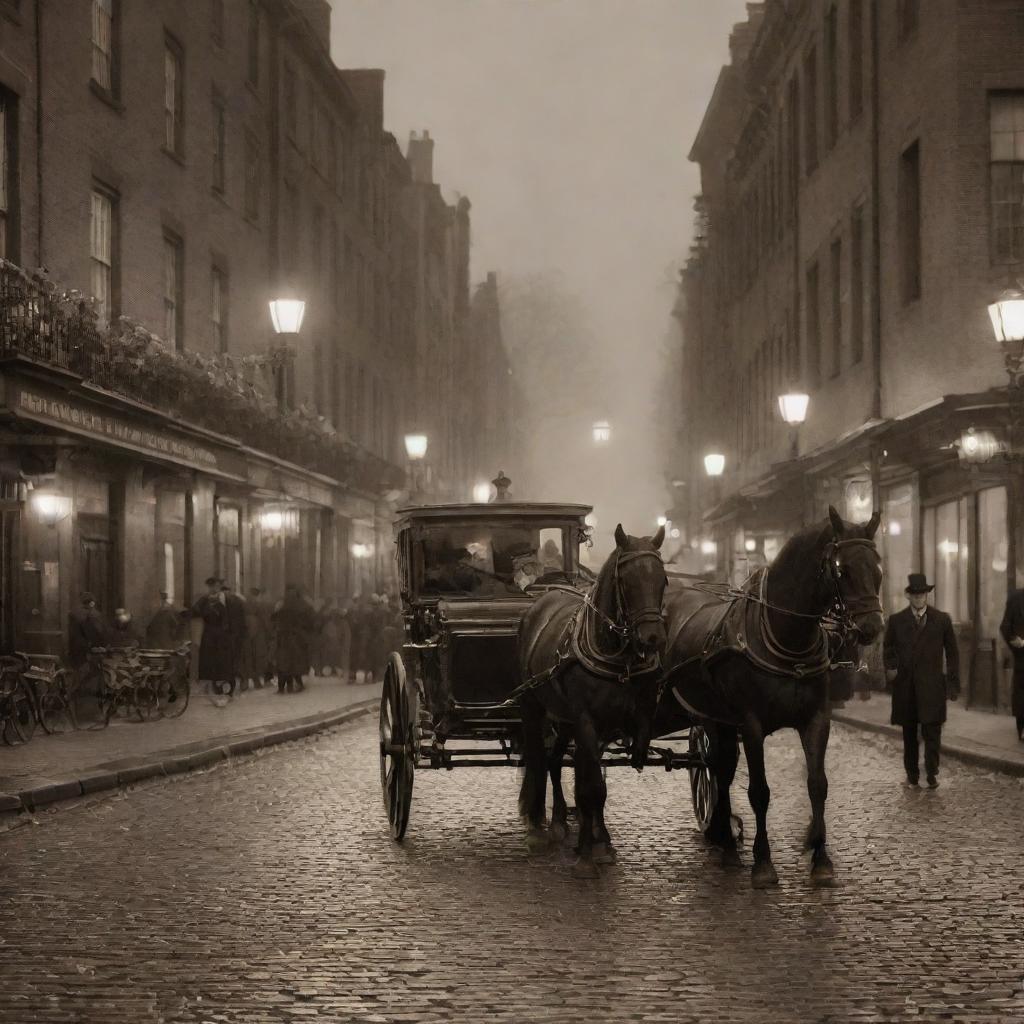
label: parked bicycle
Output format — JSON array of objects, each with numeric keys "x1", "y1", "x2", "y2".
[
  {"x1": 90, "y1": 642, "x2": 191, "y2": 725},
  {"x1": 0, "y1": 655, "x2": 37, "y2": 745},
  {"x1": 138, "y1": 644, "x2": 191, "y2": 719},
  {"x1": 18, "y1": 653, "x2": 77, "y2": 734}
]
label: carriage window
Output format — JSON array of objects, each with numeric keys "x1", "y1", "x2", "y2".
[{"x1": 538, "y1": 529, "x2": 564, "y2": 571}]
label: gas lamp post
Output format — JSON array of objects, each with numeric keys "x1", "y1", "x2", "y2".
[
  {"x1": 269, "y1": 297, "x2": 306, "y2": 411},
  {"x1": 404, "y1": 433, "x2": 429, "y2": 504},
  {"x1": 777, "y1": 391, "x2": 810, "y2": 458}
]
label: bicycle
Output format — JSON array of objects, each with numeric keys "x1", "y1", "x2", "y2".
[
  {"x1": 16, "y1": 653, "x2": 78, "y2": 735},
  {"x1": 0, "y1": 655, "x2": 38, "y2": 744},
  {"x1": 91, "y1": 645, "x2": 160, "y2": 724},
  {"x1": 138, "y1": 643, "x2": 192, "y2": 719}
]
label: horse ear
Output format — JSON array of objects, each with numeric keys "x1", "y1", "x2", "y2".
[
  {"x1": 828, "y1": 505, "x2": 845, "y2": 537},
  {"x1": 652, "y1": 525, "x2": 665, "y2": 550},
  {"x1": 866, "y1": 510, "x2": 881, "y2": 538},
  {"x1": 614, "y1": 523, "x2": 627, "y2": 548}
]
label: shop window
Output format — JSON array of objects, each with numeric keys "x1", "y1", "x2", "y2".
[
  {"x1": 882, "y1": 483, "x2": 915, "y2": 616},
  {"x1": 156, "y1": 490, "x2": 187, "y2": 606},
  {"x1": 216, "y1": 504, "x2": 241, "y2": 592},
  {"x1": 925, "y1": 497, "x2": 970, "y2": 624},
  {"x1": 978, "y1": 486, "x2": 1007, "y2": 640}
]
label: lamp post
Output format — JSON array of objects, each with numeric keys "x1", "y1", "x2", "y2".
[
  {"x1": 269, "y1": 297, "x2": 306, "y2": 411},
  {"x1": 777, "y1": 391, "x2": 810, "y2": 459},
  {"x1": 703, "y1": 452, "x2": 725, "y2": 573},
  {"x1": 404, "y1": 433, "x2": 428, "y2": 504},
  {"x1": 988, "y1": 286, "x2": 1024, "y2": 594}
]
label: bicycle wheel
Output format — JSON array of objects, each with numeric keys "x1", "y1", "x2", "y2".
[
  {"x1": 38, "y1": 674, "x2": 78, "y2": 734},
  {"x1": 134, "y1": 677, "x2": 162, "y2": 722},
  {"x1": 159, "y1": 668, "x2": 190, "y2": 719},
  {"x1": 3, "y1": 685, "x2": 37, "y2": 744}
]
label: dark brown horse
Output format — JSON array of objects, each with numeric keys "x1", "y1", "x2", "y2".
[
  {"x1": 517, "y1": 525, "x2": 667, "y2": 877},
  {"x1": 656, "y1": 507, "x2": 883, "y2": 887}
]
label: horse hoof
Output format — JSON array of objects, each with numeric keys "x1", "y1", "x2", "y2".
[
  {"x1": 592, "y1": 842, "x2": 617, "y2": 865},
  {"x1": 549, "y1": 820, "x2": 569, "y2": 843},
  {"x1": 811, "y1": 860, "x2": 836, "y2": 886},
  {"x1": 571, "y1": 857, "x2": 600, "y2": 879},
  {"x1": 731, "y1": 814, "x2": 745, "y2": 844},
  {"x1": 525, "y1": 829, "x2": 549, "y2": 856},
  {"x1": 751, "y1": 862, "x2": 779, "y2": 889},
  {"x1": 720, "y1": 847, "x2": 743, "y2": 870}
]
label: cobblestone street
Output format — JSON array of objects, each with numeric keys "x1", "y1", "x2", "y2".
[{"x1": 2, "y1": 716, "x2": 1024, "y2": 1023}]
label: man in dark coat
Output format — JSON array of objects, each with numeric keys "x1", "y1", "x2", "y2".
[
  {"x1": 191, "y1": 575, "x2": 236, "y2": 707},
  {"x1": 998, "y1": 587, "x2": 1024, "y2": 740},
  {"x1": 222, "y1": 584, "x2": 248, "y2": 690},
  {"x1": 883, "y1": 573, "x2": 960, "y2": 788},
  {"x1": 146, "y1": 592, "x2": 185, "y2": 650},
  {"x1": 67, "y1": 592, "x2": 106, "y2": 668}
]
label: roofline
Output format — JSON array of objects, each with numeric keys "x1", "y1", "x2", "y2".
[{"x1": 395, "y1": 502, "x2": 592, "y2": 521}]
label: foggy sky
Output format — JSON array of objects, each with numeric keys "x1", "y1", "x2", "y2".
[{"x1": 330, "y1": 0, "x2": 748, "y2": 543}]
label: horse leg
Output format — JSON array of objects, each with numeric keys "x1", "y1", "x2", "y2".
[
  {"x1": 571, "y1": 714, "x2": 602, "y2": 878},
  {"x1": 548, "y1": 724, "x2": 571, "y2": 843},
  {"x1": 518, "y1": 693, "x2": 549, "y2": 854},
  {"x1": 801, "y1": 709, "x2": 835, "y2": 885},
  {"x1": 705, "y1": 724, "x2": 742, "y2": 869},
  {"x1": 742, "y1": 721, "x2": 778, "y2": 888}
]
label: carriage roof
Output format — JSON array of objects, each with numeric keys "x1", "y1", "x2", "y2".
[{"x1": 394, "y1": 502, "x2": 592, "y2": 531}]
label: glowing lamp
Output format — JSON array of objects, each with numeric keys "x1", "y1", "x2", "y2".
[
  {"x1": 260, "y1": 510, "x2": 284, "y2": 532},
  {"x1": 744, "y1": 538, "x2": 757, "y2": 553},
  {"x1": 269, "y1": 298, "x2": 306, "y2": 335},
  {"x1": 669, "y1": 528, "x2": 681, "y2": 539},
  {"x1": 778, "y1": 392, "x2": 810, "y2": 426},
  {"x1": 32, "y1": 492, "x2": 71, "y2": 526},
  {"x1": 473, "y1": 482, "x2": 493, "y2": 503},
  {"x1": 585, "y1": 513, "x2": 597, "y2": 528},
  {"x1": 657, "y1": 515, "x2": 668, "y2": 528},
  {"x1": 404, "y1": 433, "x2": 428, "y2": 460},
  {"x1": 351, "y1": 542, "x2": 373, "y2": 559},
  {"x1": 988, "y1": 287, "x2": 1024, "y2": 343},
  {"x1": 592, "y1": 420, "x2": 611, "y2": 444},
  {"x1": 704, "y1": 453, "x2": 725, "y2": 477},
  {"x1": 958, "y1": 427, "x2": 1001, "y2": 464},
  {"x1": 700, "y1": 539, "x2": 718, "y2": 556}
]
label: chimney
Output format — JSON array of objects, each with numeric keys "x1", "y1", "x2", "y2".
[
  {"x1": 407, "y1": 129, "x2": 434, "y2": 185},
  {"x1": 340, "y1": 69, "x2": 385, "y2": 132},
  {"x1": 291, "y1": 0, "x2": 331, "y2": 52}
]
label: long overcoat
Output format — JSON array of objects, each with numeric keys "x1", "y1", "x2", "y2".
[
  {"x1": 998, "y1": 588, "x2": 1024, "y2": 719},
  {"x1": 191, "y1": 593, "x2": 236, "y2": 682},
  {"x1": 271, "y1": 598, "x2": 316, "y2": 677},
  {"x1": 882, "y1": 606, "x2": 960, "y2": 725},
  {"x1": 244, "y1": 596, "x2": 272, "y2": 678}
]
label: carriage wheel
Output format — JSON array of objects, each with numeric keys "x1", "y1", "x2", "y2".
[
  {"x1": 688, "y1": 725, "x2": 719, "y2": 834},
  {"x1": 379, "y1": 652, "x2": 416, "y2": 841}
]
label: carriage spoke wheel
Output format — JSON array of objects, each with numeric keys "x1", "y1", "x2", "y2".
[
  {"x1": 688, "y1": 725, "x2": 719, "y2": 834},
  {"x1": 379, "y1": 652, "x2": 416, "y2": 841}
]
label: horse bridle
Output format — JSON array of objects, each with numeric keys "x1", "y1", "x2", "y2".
[
  {"x1": 822, "y1": 537, "x2": 883, "y2": 632},
  {"x1": 584, "y1": 548, "x2": 666, "y2": 655}
]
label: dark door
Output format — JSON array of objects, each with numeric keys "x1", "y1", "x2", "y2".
[{"x1": 0, "y1": 508, "x2": 16, "y2": 652}]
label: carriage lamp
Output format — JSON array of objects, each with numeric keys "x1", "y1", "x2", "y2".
[
  {"x1": 744, "y1": 537, "x2": 757, "y2": 553},
  {"x1": 957, "y1": 427, "x2": 1002, "y2": 464},
  {"x1": 778, "y1": 392, "x2": 809, "y2": 426},
  {"x1": 592, "y1": 420, "x2": 611, "y2": 444},
  {"x1": 404, "y1": 433, "x2": 428, "y2": 460},
  {"x1": 32, "y1": 492, "x2": 71, "y2": 527},
  {"x1": 472, "y1": 481, "x2": 493, "y2": 503},
  {"x1": 269, "y1": 298, "x2": 306, "y2": 335},
  {"x1": 703, "y1": 453, "x2": 725, "y2": 477},
  {"x1": 657, "y1": 515, "x2": 668, "y2": 528}
]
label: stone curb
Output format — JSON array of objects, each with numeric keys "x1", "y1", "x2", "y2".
[
  {"x1": 833, "y1": 711, "x2": 1024, "y2": 778},
  {"x1": 0, "y1": 697, "x2": 378, "y2": 817}
]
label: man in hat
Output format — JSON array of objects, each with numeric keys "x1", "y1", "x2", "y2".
[
  {"x1": 883, "y1": 573, "x2": 960, "y2": 788},
  {"x1": 191, "y1": 575, "x2": 236, "y2": 707}
]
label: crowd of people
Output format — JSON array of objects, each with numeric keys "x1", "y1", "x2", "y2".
[{"x1": 67, "y1": 578, "x2": 405, "y2": 708}]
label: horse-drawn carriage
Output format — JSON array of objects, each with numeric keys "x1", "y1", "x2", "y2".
[{"x1": 378, "y1": 500, "x2": 716, "y2": 841}]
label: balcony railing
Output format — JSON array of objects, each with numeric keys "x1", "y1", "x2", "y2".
[{"x1": 0, "y1": 260, "x2": 404, "y2": 494}]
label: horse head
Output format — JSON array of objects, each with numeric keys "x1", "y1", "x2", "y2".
[
  {"x1": 824, "y1": 505, "x2": 884, "y2": 644},
  {"x1": 611, "y1": 523, "x2": 668, "y2": 659}
]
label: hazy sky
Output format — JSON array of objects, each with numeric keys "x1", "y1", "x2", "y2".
[{"x1": 330, "y1": 0, "x2": 748, "y2": 535}]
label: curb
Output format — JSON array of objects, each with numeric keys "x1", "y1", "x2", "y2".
[
  {"x1": 0, "y1": 697, "x2": 379, "y2": 818},
  {"x1": 832, "y1": 711, "x2": 1024, "y2": 778}
]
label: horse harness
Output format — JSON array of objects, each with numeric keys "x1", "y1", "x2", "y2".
[{"x1": 501, "y1": 548, "x2": 664, "y2": 708}]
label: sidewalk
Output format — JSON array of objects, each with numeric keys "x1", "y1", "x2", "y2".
[
  {"x1": 0, "y1": 675, "x2": 382, "y2": 815},
  {"x1": 833, "y1": 692, "x2": 1024, "y2": 776}
]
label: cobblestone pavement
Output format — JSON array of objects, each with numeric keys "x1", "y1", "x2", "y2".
[{"x1": 2, "y1": 718, "x2": 1024, "y2": 1024}]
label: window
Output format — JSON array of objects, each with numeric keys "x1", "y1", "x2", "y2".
[
  {"x1": 850, "y1": 204, "x2": 865, "y2": 364},
  {"x1": 978, "y1": 487, "x2": 1008, "y2": 641},
  {"x1": 848, "y1": 0, "x2": 864, "y2": 122},
  {"x1": 803, "y1": 47, "x2": 818, "y2": 174},
  {"x1": 897, "y1": 0, "x2": 919, "y2": 41},
  {"x1": 164, "y1": 36, "x2": 184, "y2": 156},
  {"x1": 244, "y1": 130, "x2": 260, "y2": 221},
  {"x1": 163, "y1": 232, "x2": 183, "y2": 350},
  {"x1": 211, "y1": 0, "x2": 224, "y2": 44},
  {"x1": 829, "y1": 237, "x2": 842, "y2": 377},
  {"x1": 924, "y1": 498, "x2": 970, "y2": 625},
  {"x1": 211, "y1": 266, "x2": 227, "y2": 353},
  {"x1": 899, "y1": 140, "x2": 921, "y2": 303},
  {"x1": 824, "y1": 6, "x2": 838, "y2": 150},
  {"x1": 284, "y1": 64, "x2": 297, "y2": 142},
  {"x1": 0, "y1": 90, "x2": 14, "y2": 260},
  {"x1": 90, "y1": 186, "x2": 116, "y2": 325},
  {"x1": 211, "y1": 93, "x2": 225, "y2": 193},
  {"x1": 247, "y1": 0, "x2": 260, "y2": 86},
  {"x1": 91, "y1": 0, "x2": 115, "y2": 93},
  {"x1": 989, "y1": 93, "x2": 1024, "y2": 263},
  {"x1": 882, "y1": 484, "x2": 916, "y2": 616},
  {"x1": 806, "y1": 261, "x2": 821, "y2": 388}
]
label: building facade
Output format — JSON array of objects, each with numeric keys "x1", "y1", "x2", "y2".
[
  {"x1": 0, "y1": 0, "x2": 507, "y2": 656},
  {"x1": 674, "y1": 0, "x2": 1024, "y2": 710}
]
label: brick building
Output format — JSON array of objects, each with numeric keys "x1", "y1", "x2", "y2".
[
  {"x1": 0, "y1": 0, "x2": 508, "y2": 656},
  {"x1": 673, "y1": 0, "x2": 1024, "y2": 710}
]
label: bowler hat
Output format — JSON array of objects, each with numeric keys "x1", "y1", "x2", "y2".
[{"x1": 905, "y1": 573, "x2": 934, "y2": 594}]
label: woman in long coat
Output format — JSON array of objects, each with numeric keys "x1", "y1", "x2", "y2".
[{"x1": 271, "y1": 585, "x2": 316, "y2": 693}]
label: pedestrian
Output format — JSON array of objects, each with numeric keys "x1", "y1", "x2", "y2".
[
  {"x1": 146, "y1": 591, "x2": 185, "y2": 650},
  {"x1": 191, "y1": 575, "x2": 237, "y2": 707},
  {"x1": 317, "y1": 596, "x2": 350, "y2": 679},
  {"x1": 270, "y1": 583, "x2": 316, "y2": 693},
  {"x1": 108, "y1": 607, "x2": 142, "y2": 648},
  {"x1": 222, "y1": 583, "x2": 249, "y2": 691},
  {"x1": 349, "y1": 593, "x2": 368, "y2": 683},
  {"x1": 309, "y1": 595, "x2": 324, "y2": 675},
  {"x1": 998, "y1": 586, "x2": 1024, "y2": 741},
  {"x1": 244, "y1": 586, "x2": 273, "y2": 686},
  {"x1": 883, "y1": 573, "x2": 960, "y2": 789},
  {"x1": 67, "y1": 592, "x2": 107, "y2": 710}
]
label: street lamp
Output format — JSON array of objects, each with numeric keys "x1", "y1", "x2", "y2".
[
  {"x1": 778, "y1": 391, "x2": 809, "y2": 459},
  {"x1": 656, "y1": 515, "x2": 668, "y2": 528},
  {"x1": 269, "y1": 297, "x2": 305, "y2": 411},
  {"x1": 269, "y1": 298, "x2": 306, "y2": 335},
  {"x1": 592, "y1": 420, "x2": 611, "y2": 444},
  {"x1": 403, "y1": 433, "x2": 429, "y2": 504},
  {"x1": 472, "y1": 481, "x2": 493, "y2": 503},
  {"x1": 704, "y1": 452, "x2": 725, "y2": 477}
]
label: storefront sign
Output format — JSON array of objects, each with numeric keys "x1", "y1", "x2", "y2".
[{"x1": 14, "y1": 386, "x2": 242, "y2": 477}]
